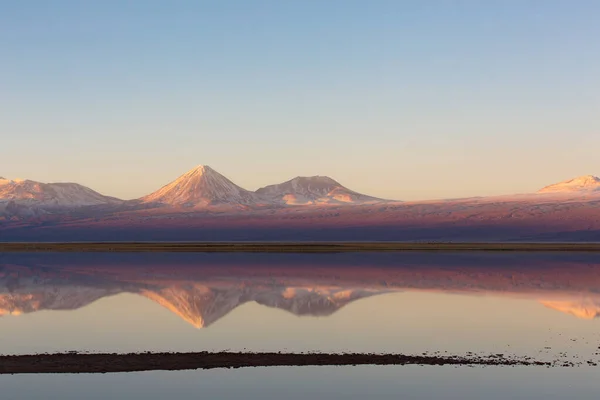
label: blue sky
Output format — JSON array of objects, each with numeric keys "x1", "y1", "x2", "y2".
[{"x1": 2, "y1": 1, "x2": 599, "y2": 200}]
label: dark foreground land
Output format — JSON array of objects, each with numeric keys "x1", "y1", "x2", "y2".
[
  {"x1": 0, "y1": 351, "x2": 582, "y2": 374},
  {"x1": 3, "y1": 242, "x2": 600, "y2": 253}
]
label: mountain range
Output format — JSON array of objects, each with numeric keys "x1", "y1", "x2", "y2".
[
  {"x1": 0, "y1": 165, "x2": 387, "y2": 215},
  {"x1": 2, "y1": 165, "x2": 600, "y2": 241}
]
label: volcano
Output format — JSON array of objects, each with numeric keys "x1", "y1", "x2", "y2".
[{"x1": 140, "y1": 165, "x2": 269, "y2": 208}]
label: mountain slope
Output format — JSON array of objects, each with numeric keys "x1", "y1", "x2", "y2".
[
  {"x1": 256, "y1": 176, "x2": 388, "y2": 205},
  {"x1": 141, "y1": 165, "x2": 267, "y2": 208},
  {"x1": 538, "y1": 175, "x2": 600, "y2": 194}
]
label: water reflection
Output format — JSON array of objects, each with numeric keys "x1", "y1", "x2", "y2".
[
  {"x1": 0, "y1": 265, "x2": 384, "y2": 328},
  {"x1": 1, "y1": 252, "x2": 600, "y2": 327},
  {"x1": 2, "y1": 253, "x2": 600, "y2": 399}
]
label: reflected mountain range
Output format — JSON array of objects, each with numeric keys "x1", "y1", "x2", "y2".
[{"x1": 1, "y1": 253, "x2": 600, "y2": 326}]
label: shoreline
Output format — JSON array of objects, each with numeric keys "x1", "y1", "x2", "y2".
[
  {"x1": 0, "y1": 351, "x2": 576, "y2": 374},
  {"x1": 2, "y1": 242, "x2": 600, "y2": 253}
]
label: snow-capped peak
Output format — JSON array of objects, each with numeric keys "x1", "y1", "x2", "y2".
[
  {"x1": 184, "y1": 164, "x2": 213, "y2": 176},
  {"x1": 141, "y1": 165, "x2": 266, "y2": 207},
  {"x1": 538, "y1": 175, "x2": 600, "y2": 193},
  {"x1": 256, "y1": 175, "x2": 388, "y2": 205}
]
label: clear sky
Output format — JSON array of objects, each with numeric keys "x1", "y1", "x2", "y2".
[{"x1": 2, "y1": 1, "x2": 599, "y2": 201}]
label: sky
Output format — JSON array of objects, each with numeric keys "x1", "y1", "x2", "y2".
[{"x1": 2, "y1": 1, "x2": 599, "y2": 201}]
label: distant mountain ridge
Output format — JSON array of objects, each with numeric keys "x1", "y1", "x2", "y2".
[
  {"x1": 4, "y1": 167, "x2": 600, "y2": 242},
  {"x1": 5, "y1": 167, "x2": 600, "y2": 212}
]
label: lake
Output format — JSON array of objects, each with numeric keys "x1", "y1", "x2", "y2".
[{"x1": 0, "y1": 252, "x2": 599, "y2": 398}]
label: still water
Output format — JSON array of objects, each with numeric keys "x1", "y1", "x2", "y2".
[{"x1": 0, "y1": 252, "x2": 599, "y2": 398}]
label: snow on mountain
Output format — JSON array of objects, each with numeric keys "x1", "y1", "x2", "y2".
[
  {"x1": 256, "y1": 176, "x2": 388, "y2": 205},
  {"x1": 141, "y1": 165, "x2": 268, "y2": 208},
  {"x1": 0, "y1": 178, "x2": 121, "y2": 208},
  {"x1": 538, "y1": 175, "x2": 600, "y2": 194}
]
